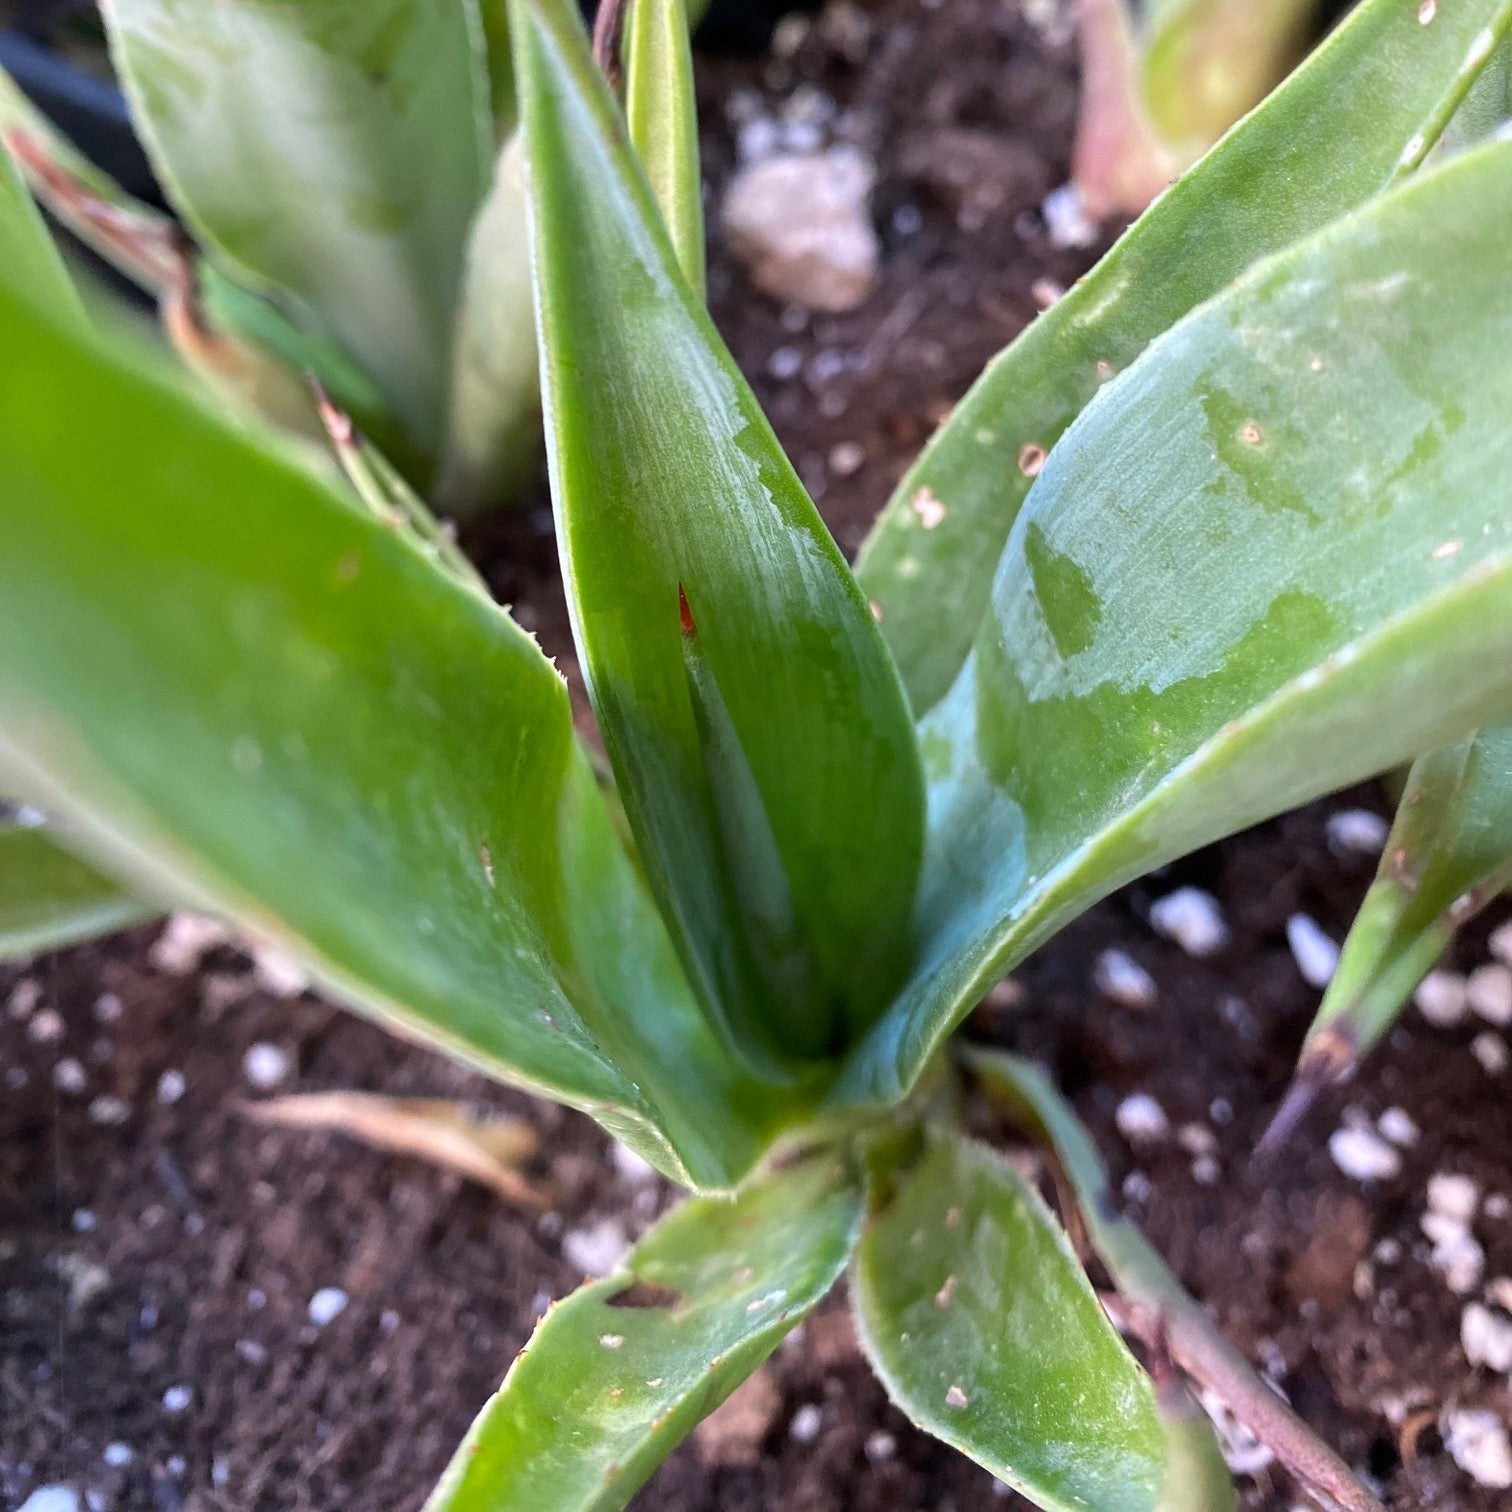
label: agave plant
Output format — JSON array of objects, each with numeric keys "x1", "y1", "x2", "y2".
[
  {"x1": 0, "y1": 0, "x2": 537, "y2": 510},
  {"x1": 1073, "y1": 0, "x2": 1320, "y2": 214},
  {"x1": 3, "y1": 0, "x2": 1512, "y2": 1507}
]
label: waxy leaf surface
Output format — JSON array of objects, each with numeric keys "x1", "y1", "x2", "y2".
[
  {"x1": 511, "y1": 0, "x2": 923, "y2": 1070},
  {"x1": 0, "y1": 283, "x2": 796, "y2": 1191},
  {"x1": 426, "y1": 1154, "x2": 861, "y2": 1512},
  {"x1": 105, "y1": 0, "x2": 493, "y2": 451},
  {"x1": 836, "y1": 142, "x2": 1512, "y2": 1112},
  {"x1": 853, "y1": 1134, "x2": 1164, "y2": 1510},
  {"x1": 859, "y1": 0, "x2": 1512, "y2": 714}
]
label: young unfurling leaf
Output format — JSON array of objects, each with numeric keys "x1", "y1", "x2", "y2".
[
  {"x1": 1260, "y1": 722, "x2": 1512, "y2": 1153},
  {"x1": 510, "y1": 0, "x2": 924, "y2": 1073}
]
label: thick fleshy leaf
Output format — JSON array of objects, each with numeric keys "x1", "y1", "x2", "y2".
[
  {"x1": 510, "y1": 0, "x2": 924, "y2": 1071},
  {"x1": 1140, "y1": 0, "x2": 1315, "y2": 168},
  {"x1": 1, "y1": 63, "x2": 407, "y2": 454},
  {"x1": 478, "y1": 0, "x2": 519, "y2": 137},
  {"x1": 103, "y1": 0, "x2": 493, "y2": 453},
  {"x1": 834, "y1": 142, "x2": 1512, "y2": 1113},
  {"x1": 1071, "y1": 0, "x2": 1176, "y2": 217},
  {"x1": 0, "y1": 133, "x2": 81, "y2": 322},
  {"x1": 859, "y1": 0, "x2": 1512, "y2": 716},
  {"x1": 625, "y1": 0, "x2": 705, "y2": 295},
  {"x1": 0, "y1": 820, "x2": 152, "y2": 958},
  {"x1": 1261, "y1": 722, "x2": 1512, "y2": 1152},
  {"x1": 0, "y1": 282, "x2": 802, "y2": 1191},
  {"x1": 437, "y1": 133, "x2": 540, "y2": 515},
  {"x1": 852, "y1": 1132, "x2": 1165, "y2": 1511},
  {"x1": 968, "y1": 1050, "x2": 1381, "y2": 1512},
  {"x1": 425, "y1": 1153, "x2": 862, "y2": 1512}
]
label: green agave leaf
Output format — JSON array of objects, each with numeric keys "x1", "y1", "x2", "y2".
[
  {"x1": 852, "y1": 1132, "x2": 1166, "y2": 1511},
  {"x1": 0, "y1": 281, "x2": 801, "y2": 1191},
  {"x1": 425, "y1": 1153, "x2": 862, "y2": 1512},
  {"x1": 478, "y1": 0, "x2": 519, "y2": 138},
  {"x1": 0, "y1": 819, "x2": 152, "y2": 958},
  {"x1": 509, "y1": 0, "x2": 924, "y2": 1071},
  {"x1": 625, "y1": 0, "x2": 705, "y2": 296},
  {"x1": 1262, "y1": 722, "x2": 1512, "y2": 1151},
  {"x1": 0, "y1": 120, "x2": 83, "y2": 322},
  {"x1": 1, "y1": 63, "x2": 406, "y2": 454},
  {"x1": 1140, "y1": 0, "x2": 1316, "y2": 168},
  {"x1": 104, "y1": 0, "x2": 494, "y2": 454},
  {"x1": 968, "y1": 1050, "x2": 1381, "y2": 1512},
  {"x1": 859, "y1": 0, "x2": 1512, "y2": 715},
  {"x1": 1154, "y1": 1385, "x2": 1237, "y2": 1512},
  {"x1": 436, "y1": 132, "x2": 541, "y2": 516},
  {"x1": 835, "y1": 141, "x2": 1512, "y2": 1113}
]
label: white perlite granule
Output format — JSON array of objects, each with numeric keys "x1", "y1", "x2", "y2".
[
  {"x1": 1148, "y1": 888, "x2": 1229, "y2": 957},
  {"x1": 1444, "y1": 1408, "x2": 1512, "y2": 1488},
  {"x1": 1328, "y1": 1126, "x2": 1401, "y2": 1182}
]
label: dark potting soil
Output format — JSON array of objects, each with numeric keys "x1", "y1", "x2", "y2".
[{"x1": 4, "y1": 1, "x2": 1510, "y2": 1508}]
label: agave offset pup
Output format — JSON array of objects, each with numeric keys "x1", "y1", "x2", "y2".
[
  {"x1": 0, "y1": 0, "x2": 538, "y2": 511},
  {"x1": 1073, "y1": 0, "x2": 1320, "y2": 213},
  {"x1": 3, "y1": 0, "x2": 1512, "y2": 1507}
]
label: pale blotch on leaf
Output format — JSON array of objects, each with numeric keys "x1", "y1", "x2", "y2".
[{"x1": 911, "y1": 486, "x2": 946, "y2": 529}]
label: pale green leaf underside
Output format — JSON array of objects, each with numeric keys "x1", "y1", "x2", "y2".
[
  {"x1": 425, "y1": 1154, "x2": 861, "y2": 1512},
  {"x1": 0, "y1": 820, "x2": 152, "y2": 958},
  {"x1": 834, "y1": 141, "x2": 1512, "y2": 1111},
  {"x1": 1307, "y1": 720, "x2": 1512, "y2": 1062},
  {"x1": 511, "y1": 0, "x2": 924, "y2": 1070},
  {"x1": 853, "y1": 1134, "x2": 1164, "y2": 1511},
  {"x1": 0, "y1": 283, "x2": 796, "y2": 1191},
  {"x1": 104, "y1": 0, "x2": 493, "y2": 453},
  {"x1": 859, "y1": 0, "x2": 1512, "y2": 715}
]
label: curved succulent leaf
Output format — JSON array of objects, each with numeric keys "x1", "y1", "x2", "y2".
[
  {"x1": 1, "y1": 65, "x2": 405, "y2": 453},
  {"x1": 859, "y1": 0, "x2": 1512, "y2": 716},
  {"x1": 0, "y1": 119, "x2": 82, "y2": 321},
  {"x1": 852, "y1": 1132, "x2": 1166, "y2": 1511},
  {"x1": 509, "y1": 0, "x2": 924, "y2": 1072},
  {"x1": 0, "y1": 283, "x2": 804, "y2": 1191},
  {"x1": 1071, "y1": 0, "x2": 1177, "y2": 217},
  {"x1": 103, "y1": 0, "x2": 493, "y2": 454},
  {"x1": 437, "y1": 133, "x2": 541, "y2": 516},
  {"x1": 478, "y1": 0, "x2": 519, "y2": 138},
  {"x1": 835, "y1": 141, "x2": 1512, "y2": 1113},
  {"x1": 1140, "y1": 0, "x2": 1315, "y2": 168},
  {"x1": 0, "y1": 819, "x2": 152, "y2": 958},
  {"x1": 968, "y1": 1050, "x2": 1382, "y2": 1512},
  {"x1": 625, "y1": 0, "x2": 705, "y2": 296},
  {"x1": 425, "y1": 1153, "x2": 862, "y2": 1512},
  {"x1": 1262, "y1": 722, "x2": 1512, "y2": 1148}
]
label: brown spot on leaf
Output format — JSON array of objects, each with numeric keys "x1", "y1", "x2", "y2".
[{"x1": 606, "y1": 1278, "x2": 683, "y2": 1310}]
